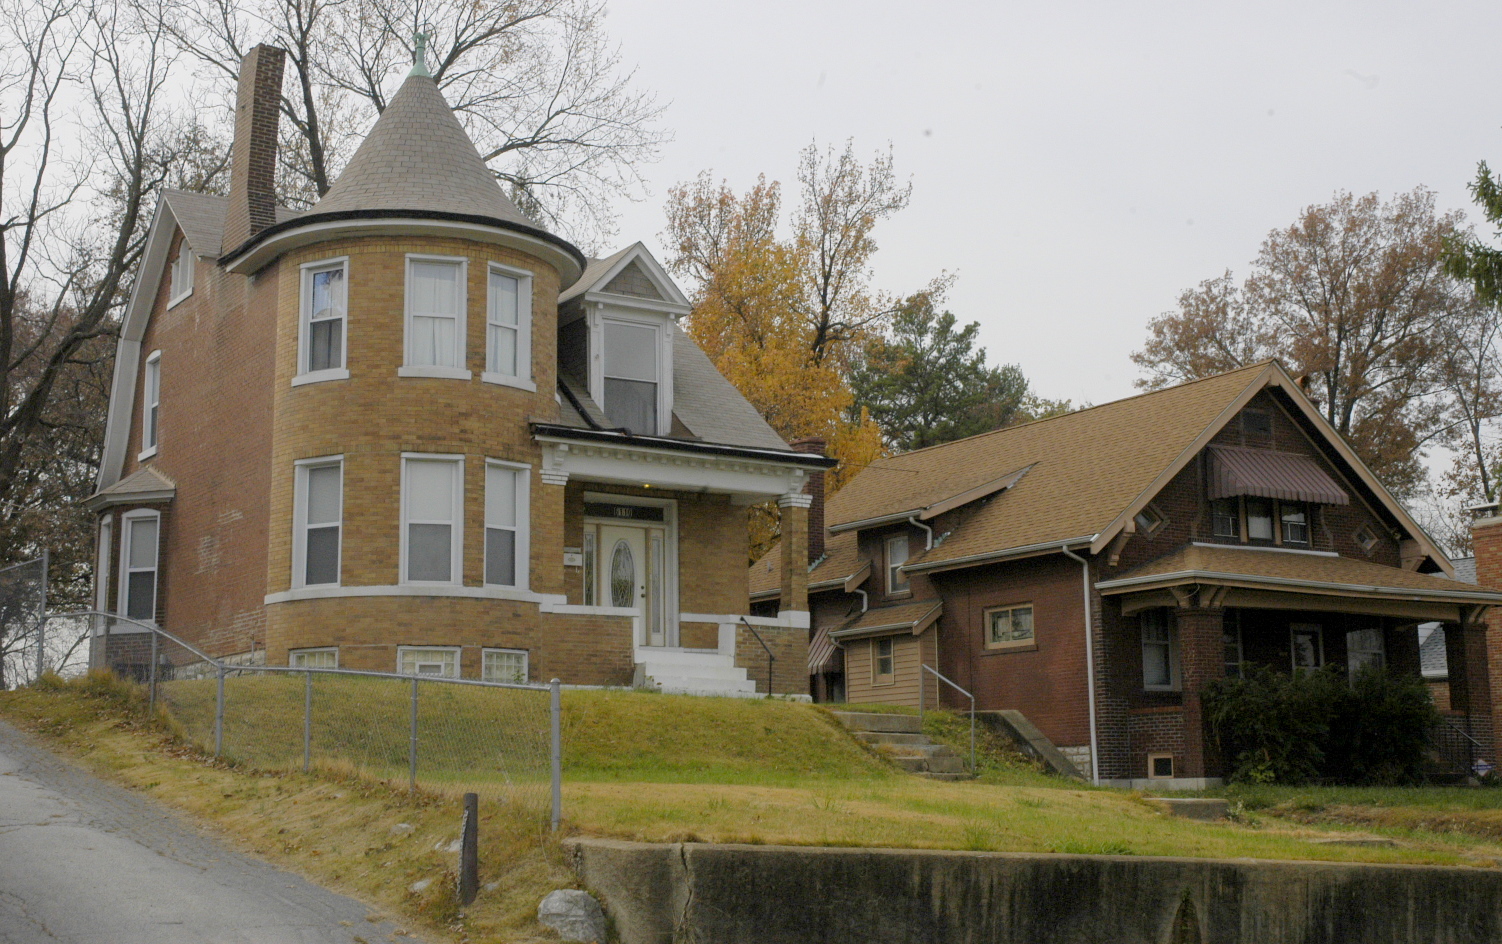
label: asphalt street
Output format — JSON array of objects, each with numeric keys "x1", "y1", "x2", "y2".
[{"x1": 0, "y1": 719, "x2": 422, "y2": 944}]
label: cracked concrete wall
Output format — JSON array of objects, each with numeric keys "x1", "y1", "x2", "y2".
[{"x1": 566, "y1": 838, "x2": 1502, "y2": 944}]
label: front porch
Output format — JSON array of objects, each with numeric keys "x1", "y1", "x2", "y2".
[{"x1": 1097, "y1": 545, "x2": 1502, "y2": 786}]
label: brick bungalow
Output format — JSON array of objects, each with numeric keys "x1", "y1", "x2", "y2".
[
  {"x1": 753, "y1": 362, "x2": 1502, "y2": 786},
  {"x1": 87, "y1": 45, "x2": 830, "y2": 695}
]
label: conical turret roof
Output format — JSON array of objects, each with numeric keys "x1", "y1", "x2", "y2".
[{"x1": 313, "y1": 74, "x2": 533, "y2": 227}]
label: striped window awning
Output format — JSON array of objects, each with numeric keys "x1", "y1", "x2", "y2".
[
  {"x1": 807, "y1": 625, "x2": 843, "y2": 674},
  {"x1": 1209, "y1": 445, "x2": 1349, "y2": 506}
]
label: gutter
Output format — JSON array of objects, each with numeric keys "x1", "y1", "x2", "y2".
[
  {"x1": 903, "y1": 535, "x2": 1100, "y2": 575},
  {"x1": 532, "y1": 425, "x2": 839, "y2": 468},
  {"x1": 1094, "y1": 569, "x2": 1502, "y2": 604},
  {"x1": 1061, "y1": 545, "x2": 1101, "y2": 786}
]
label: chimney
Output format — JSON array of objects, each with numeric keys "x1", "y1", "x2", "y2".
[
  {"x1": 792, "y1": 437, "x2": 827, "y2": 560},
  {"x1": 222, "y1": 45, "x2": 286, "y2": 254}
]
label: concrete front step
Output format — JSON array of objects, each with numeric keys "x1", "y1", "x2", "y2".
[
  {"x1": 915, "y1": 771, "x2": 972, "y2": 781},
  {"x1": 649, "y1": 675, "x2": 758, "y2": 696},
  {"x1": 828, "y1": 711, "x2": 923, "y2": 734},
  {"x1": 852, "y1": 731, "x2": 929, "y2": 748},
  {"x1": 639, "y1": 663, "x2": 749, "y2": 683},
  {"x1": 634, "y1": 648, "x2": 736, "y2": 667}
]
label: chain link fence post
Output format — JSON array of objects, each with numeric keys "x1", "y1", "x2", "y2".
[
  {"x1": 148, "y1": 630, "x2": 159, "y2": 716},
  {"x1": 408, "y1": 676, "x2": 419, "y2": 794},
  {"x1": 550, "y1": 678, "x2": 562, "y2": 832},
  {"x1": 214, "y1": 665, "x2": 226, "y2": 757},
  {"x1": 303, "y1": 669, "x2": 313, "y2": 773}
]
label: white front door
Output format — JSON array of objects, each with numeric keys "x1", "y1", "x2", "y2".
[{"x1": 598, "y1": 523, "x2": 668, "y2": 646}]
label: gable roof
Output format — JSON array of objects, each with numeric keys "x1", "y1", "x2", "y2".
[
  {"x1": 558, "y1": 242, "x2": 691, "y2": 311},
  {"x1": 753, "y1": 360, "x2": 1454, "y2": 592},
  {"x1": 162, "y1": 190, "x2": 302, "y2": 260},
  {"x1": 86, "y1": 465, "x2": 176, "y2": 510}
]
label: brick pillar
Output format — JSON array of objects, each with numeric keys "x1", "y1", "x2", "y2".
[
  {"x1": 778, "y1": 493, "x2": 810, "y2": 616},
  {"x1": 790, "y1": 438, "x2": 827, "y2": 561},
  {"x1": 1446, "y1": 620, "x2": 1496, "y2": 761},
  {"x1": 1176, "y1": 606, "x2": 1227, "y2": 779},
  {"x1": 223, "y1": 44, "x2": 286, "y2": 253},
  {"x1": 1470, "y1": 513, "x2": 1502, "y2": 758}
]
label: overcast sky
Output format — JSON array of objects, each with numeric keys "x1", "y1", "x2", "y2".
[{"x1": 602, "y1": 0, "x2": 1502, "y2": 410}]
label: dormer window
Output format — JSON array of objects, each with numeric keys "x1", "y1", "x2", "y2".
[
  {"x1": 602, "y1": 319, "x2": 661, "y2": 434},
  {"x1": 169, "y1": 239, "x2": 193, "y2": 306}
]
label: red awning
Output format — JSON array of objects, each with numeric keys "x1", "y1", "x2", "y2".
[{"x1": 1209, "y1": 445, "x2": 1349, "y2": 506}]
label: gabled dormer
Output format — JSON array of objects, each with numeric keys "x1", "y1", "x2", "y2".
[{"x1": 557, "y1": 243, "x2": 691, "y2": 436}]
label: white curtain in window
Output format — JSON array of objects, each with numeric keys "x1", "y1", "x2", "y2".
[
  {"x1": 409, "y1": 262, "x2": 460, "y2": 367},
  {"x1": 488, "y1": 271, "x2": 519, "y2": 376}
]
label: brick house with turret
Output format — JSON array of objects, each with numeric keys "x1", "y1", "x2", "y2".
[
  {"x1": 754, "y1": 362, "x2": 1502, "y2": 785},
  {"x1": 88, "y1": 45, "x2": 829, "y2": 696}
]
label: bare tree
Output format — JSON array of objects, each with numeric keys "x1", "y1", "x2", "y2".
[
  {"x1": 148, "y1": 0, "x2": 667, "y2": 244},
  {"x1": 0, "y1": 0, "x2": 178, "y2": 602}
]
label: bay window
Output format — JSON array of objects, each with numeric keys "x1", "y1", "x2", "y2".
[
  {"x1": 402, "y1": 455, "x2": 464, "y2": 584},
  {"x1": 294, "y1": 458, "x2": 342, "y2": 587},
  {"x1": 485, "y1": 460, "x2": 530, "y2": 589},
  {"x1": 484, "y1": 264, "x2": 533, "y2": 389},
  {"x1": 120, "y1": 511, "x2": 160, "y2": 623},
  {"x1": 402, "y1": 256, "x2": 468, "y2": 377}
]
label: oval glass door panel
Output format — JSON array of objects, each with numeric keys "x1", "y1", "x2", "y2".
[{"x1": 610, "y1": 539, "x2": 636, "y2": 608}]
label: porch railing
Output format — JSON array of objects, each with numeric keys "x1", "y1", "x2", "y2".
[
  {"x1": 738, "y1": 617, "x2": 776, "y2": 696},
  {"x1": 919, "y1": 663, "x2": 976, "y2": 775}
]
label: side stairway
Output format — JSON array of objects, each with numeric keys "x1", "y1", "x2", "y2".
[
  {"x1": 634, "y1": 648, "x2": 759, "y2": 698},
  {"x1": 830, "y1": 711, "x2": 971, "y2": 780}
]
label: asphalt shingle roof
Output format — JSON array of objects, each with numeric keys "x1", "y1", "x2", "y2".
[
  {"x1": 311, "y1": 75, "x2": 535, "y2": 228},
  {"x1": 162, "y1": 190, "x2": 300, "y2": 260}
]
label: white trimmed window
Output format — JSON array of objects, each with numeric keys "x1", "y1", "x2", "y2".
[
  {"x1": 1347, "y1": 628, "x2": 1386, "y2": 675},
  {"x1": 398, "y1": 646, "x2": 459, "y2": 677},
  {"x1": 484, "y1": 264, "x2": 533, "y2": 389},
  {"x1": 886, "y1": 535, "x2": 910, "y2": 594},
  {"x1": 95, "y1": 517, "x2": 113, "y2": 613},
  {"x1": 140, "y1": 351, "x2": 161, "y2": 458},
  {"x1": 293, "y1": 458, "x2": 342, "y2": 587},
  {"x1": 601, "y1": 319, "x2": 660, "y2": 434},
  {"x1": 402, "y1": 256, "x2": 468, "y2": 377},
  {"x1": 485, "y1": 461, "x2": 529, "y2": 588},
  {"x1": 290, "y1": 647, "x2": 338, "y2": 669},
  {"x1": 985, "y1": 604, "x2": 1034, "y2": 650},
  {"x1": 402, "y1": 455, "x2": 464, "y2": 584},
  {"x1": 1141, "y1": 609, "x2": 1179, "y2": 690},
  {"x1": 298, "y1": 258, "x2": 348, "y2": 381},
  {"x1": 169, "y1": 239, "x2": 193, "y2": 305},
  {"x1": 482, "y1": 648, "x2": 528, "y2": 683},
  {"x1": 873, "y1": 637, "x2": 895, "y2": 683},
  {"x1": 120, "y1": 510, "x2": 160, "y2": 623}
]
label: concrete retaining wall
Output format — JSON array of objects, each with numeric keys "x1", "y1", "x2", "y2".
[{"x1": 565, "y1": 838, "x2": 1502, "y2": 944}]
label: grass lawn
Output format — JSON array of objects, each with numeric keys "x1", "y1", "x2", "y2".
[{"x1": 3, "y1": 675, "x2": 1501, "y2": 943}]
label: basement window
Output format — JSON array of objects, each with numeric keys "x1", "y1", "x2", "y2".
[
  {"x1": 482, "y1": 648, "x2": 529, "y2": 684},
  {"x1": 1148, "y1": 753, "x2": 1175, "y2": 779},
  {"x1": 290, "y1": 647, "x2": 338, "y2": 669},
  {"x1": 398, "y1": 646, "x2": 460, "y2": 678}
]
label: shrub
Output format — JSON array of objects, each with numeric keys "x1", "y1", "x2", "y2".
[{"x1": 1204, "y1": 664, "x2": 1438, "y2": 785}]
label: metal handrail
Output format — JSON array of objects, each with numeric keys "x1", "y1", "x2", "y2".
[
  {"x1": 1442, "y1": 714, "x2": 1485, "y2": 750},
  {"x1": 919, "y1": 663, "x2": 976, "y2": 774},
  {"x1": 738, "y1": 617, "x2": 777, "y2": 697}
]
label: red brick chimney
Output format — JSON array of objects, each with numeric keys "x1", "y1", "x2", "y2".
[
  {"x1": 1468, "y1": 502, "x2": 1502, "y2": 763},
  {"x1": 222, "y1": 45, "x2": 286, "y2": 253},
  {"x1": 792, "y1": 437, "x2": 827, "y2": 560}
]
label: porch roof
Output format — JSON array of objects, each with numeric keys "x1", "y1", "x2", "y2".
[
  {"x1": 830, "y1": 599, "x2": 943, "y2": 641},
  {"x1": 1097, "y1": 544, "x2": 1502, "y2": 606},
  {"x1": 85, "y1": 465, "x2": 176, "y2": 510}
]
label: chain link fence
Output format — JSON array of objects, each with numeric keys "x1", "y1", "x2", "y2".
[{"x1": 76, "y1": 613, "x2": 560, "y2": 828}]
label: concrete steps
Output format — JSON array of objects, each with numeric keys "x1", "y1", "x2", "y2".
[
  {"x1": 830, "y1": 711, "x2": 973, "y2": 780},
  {"x1": 635, "y1": 648, "x2": 759, "y2": 697}
]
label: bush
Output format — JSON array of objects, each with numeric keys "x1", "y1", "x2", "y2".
[{"x1": 1204, "y1": 664, "x2": 1438, "y2": 785}]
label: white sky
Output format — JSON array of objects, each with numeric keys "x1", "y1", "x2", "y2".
[{"x1": 603, "y1": 0, "x2": 1502, "y2": 409}]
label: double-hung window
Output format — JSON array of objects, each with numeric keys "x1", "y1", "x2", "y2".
[
  {"x1": 602, "y1": 320, "x2": 659, "y2": 434},
  {"x1": 398, "y1": 646, "x2": 459, "y2": 678},
  {"x1": 873, "y1": 637, "x2": 895, "y2": 683},
  {"x1": 402, "y1": 257, "x2": 468, "y2": 378},
  {"x1": 294, "y1": 458, "x2": 342, "y2": 587},
  {"x1": 1280, "y1": 503, "x2": 1309, "y2": 545},
  {"x1": 1141, "y1": 609, "x2": 1178, "y2": 690},
  {"x1": 169, "y1": 240, "x2": 193, "y2": 306},
  {"x1": 120, "y1": 511, "x2": 160, "y2": 623},
  {"x1": 1245, "y1": 498, "x2": 1275, "y2": 541},
  {"x1": 402, "y1": 455, "x2": 463, "y2": 584},
  {"x1": 1347, "y1": 628, "x2": 1385, "y2": 675},
  {"x1": 140, "y1": 351, "x2": 161, "y2": 458},
  {"x1": 297, "y1": 258, "x2": 348, "y2": 382},
  {"x1": 886, "y1": 535, "x2": 910, "y2": 594},
  {"x1": 484, "y1": 461, "x2": 529, "y2": 589},
  {"x1": 482, "y1": 648, "x2": 528, "y2": 683},
  {"x1": 484, "y1": 264, "x2": 533, "y2": 389}
]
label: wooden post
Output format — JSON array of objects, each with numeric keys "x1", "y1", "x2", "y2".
[{"x1": 458, "y1": 792, "x2": 479, "y2": 906}]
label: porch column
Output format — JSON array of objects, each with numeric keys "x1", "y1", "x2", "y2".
[
  {"x1": 1446, "y1": 619, "x2": 1496, "y2": 761},
  {"x1": 1176, "y1": 606, "x2": 1226, "y2": 780},
  {"x1": 778, "y1": 492, "x2": 811, "y2": 616}
]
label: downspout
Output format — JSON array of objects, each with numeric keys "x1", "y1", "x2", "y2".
[
  {"x1": 908, "y1": 516, "x2": 934, "y2": 550},
  {"x1": 1061, "y1": 544, "x2": 1100, "y2": 785},
  {"x1": 854, "y1": 588, "x2": 868, "y2": 614}
]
